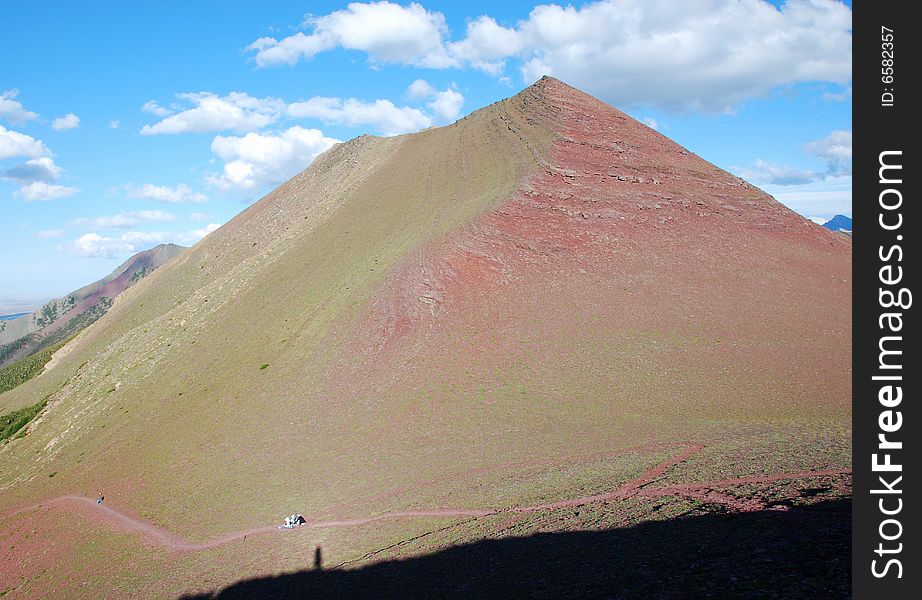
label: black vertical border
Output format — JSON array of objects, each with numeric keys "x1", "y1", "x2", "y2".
[{"x1": 853, "y1": 1, "x2": 917, "y2": 598}]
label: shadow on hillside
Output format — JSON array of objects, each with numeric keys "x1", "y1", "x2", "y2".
[{"x1": 181, "y1": 498, "x2": 849, "y2": 599}]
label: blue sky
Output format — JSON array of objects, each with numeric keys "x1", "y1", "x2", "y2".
[{"x1": 1, "y1": 0, "x2": 852, "y2": 311}]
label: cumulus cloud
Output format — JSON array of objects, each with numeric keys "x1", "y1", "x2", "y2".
[
  {"x1": 406, "y1": 78, "x2": 437, "y2": 100},
  {"x1": 0, "y1": 89, "x2": 39, "y2": 124},
  {"x1": 1, "y1": 157, "x2": 62, "y2": 184},
  {"x1": 207, "y1": 126, "x2": 340, "y2": 190},
  {"x1": 507, "y1": 0, "x2": 852, "y2": 112},
  {"x1": 109, "y1": 120, "x2": 120, "y2": 129},
  {"x1": 126, "y1": 183, "x2": 207, "y2": 204},
  {"x1": 735, "y1": 130, "x2": 852, "y2": 187},
  {"x1": 62, "y1": 224, "x2": 221, "y2": 258},
  {"x1": 804, "y1": 129, "x2": 851, "y2": 176},
  {"x1": 448, "y1": 15, "x2": 524, "y2": 74},
  {"x1": 287, "y1": 97, "x2": 432, "y2": 135},
  {"x1": 52, "y1": 113, "x2": 80, "y2": 130},
  {"x1": 182, "y1": 223, "x2": 221, "y2": 242},
  {"x1": 249, "y1": 0, "x2": 851, "y2": 112},
  {"x1": 3, "y1": 154, "x2": 77, "y2": 201},
  {"x1": 641, "y1": 117, "x2": 659, "y2": 131},
  {"x1": 428, "y1": 88, "x2": 464, "y2": 122},
  {"x1": 248, "y1": 1, "x2": 455, "y2": 68},
  {"x1": 408, "y1": 81, "x2": 464, "y2": 123},
  {"x1": 141, "y1": 100, "x2": 173, "y2": 117},
  {"x1": 734, "y1": 159, "x2": 818, "y2": 186},
  {"x1": 140, "y1": 92, "x2": 284, "y2": 135},
  {"x1": 89, "y1": 210, "x2": 178, "y2": 229},
  {"x1": 0, "y1": 124, "x2": 49, "y2": 160},
  {"x1": 63, "y1": 233, "x2": 136, "y2": 258},
  {"x1": 14, "y1": 181, "x2": 79, "y2": 202},
  {"x1": 287, "y1": 83, "x2": 463, "y2": 134}
]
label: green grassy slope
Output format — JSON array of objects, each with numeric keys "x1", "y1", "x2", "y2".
[
  {"x1": 0, "y1": 337, "x2": 72, "y2": 398},
  {"x1": 0, "y1": 91, "x2": 554, "y2": 510}
]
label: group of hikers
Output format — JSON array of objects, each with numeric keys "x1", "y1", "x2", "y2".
[{"x1": 282, "y1": 514, "x2": 306, "y2": 528}]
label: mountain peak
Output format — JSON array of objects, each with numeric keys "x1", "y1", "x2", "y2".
[{"x1": 1, "y1": 78, "x2": 850, "y2": 598}]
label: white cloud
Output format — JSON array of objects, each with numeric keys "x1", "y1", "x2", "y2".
[
  {"x1": 0, "y1": 124, "x2": 49, "y2": 159},
  {"x1": 62, "y1": 224, "x2": 221, "y2": 258},
  {"x1": 142, "y1": 100, "x2": 173, "y2": 117},
  {"x1": 0, "y1": 89, "x2": 39, "y2": 124},
  {"x1": 427, "y1": 88, "x2": 464, "y2": 123},
  {"x1": 15, "y1": 181, "x2": 79, "y2": 202},
  {"x1": 248, "y1": 1, "x2": 455, "y2": 68},
  {"x1": 189, "y1": 212, "x2": 208, "y2": 222},
  {"x1": 406, "y1": 78, "x2": 437, "y2": 100},
  {"x1": 448, "y1": 15, "x2": 524, "y2": 74},
  {"x1": 207, "y1": 126, "x2": 340, "y2": 190},
  {"x1": 109, "y1": 120, "x2": 120, "y2": 129},
  {"x1": 64, "y1": 233, "x2": 137, "y2": 258},
  {"x1": 181, "y1": 223, "x2": 221, "y2": 243},
  {"x1": 34, "y1": 229, "x2": 65, "y2": 239},
  {"x1": 804, "y1": 129, "x2": 851, "y2": 176},
  {"x1": 404, "y1": 80, "x2": 465, "y2": 123},
  {"x1": 3, "y1": 156, "x2": 77, "y2": 201},
  {"x1": 1, "y1": 157, "x2": 62, "y2": 184},
  {"x1": 52, "y1": 113, "x2": 80, "y2": 131},
  {"x1": 641, "y1": 117, "x2": 659, "y2": 130},
  {"x1": 250, "y1": 1, "x2": 851, "y2": 113},
  {"x1": 126, "y1": 183, "x2": 207, "y2": 204},
  {"x1": 734, "y1": 159, "x2": 817, "y2": 187},
  {"x1": 89, "y1": 210, "x2": 178, "y2": 229},
  {"x1": 513, "y1": 0, "x2": 852, "y2": 112},
  {"x1": 735, "y1": 130, "x2": 852, "y2": 187},
  {"x1": 287, "y1": 96, "x2": 432, "y2": 135},
  {"x1": 140, "y1": 92, "x2": 284, "y2": 135}
]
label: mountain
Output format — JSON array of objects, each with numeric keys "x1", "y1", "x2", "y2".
[
  {"x1": 0, "y1": 243, "x2": 185, "y2": 368},
  {"x1": 822, "y1": 214, "x2": 852, "y2": 232},
  {"x1": 0, "y1": 78, "x2": 850, "y2": 598}
]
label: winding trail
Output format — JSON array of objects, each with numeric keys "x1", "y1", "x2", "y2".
[{"x1": 3, "y1": 443, "x2": 851, "y2": 553}]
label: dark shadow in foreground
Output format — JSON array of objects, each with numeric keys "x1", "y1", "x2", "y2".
[{"x1": 182, "y1": 498, "x2": 849, "y2": 599}]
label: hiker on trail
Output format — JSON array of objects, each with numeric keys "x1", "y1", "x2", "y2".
[{"x1": 96, "y1": 492, "x2": 104, "y2": 504}]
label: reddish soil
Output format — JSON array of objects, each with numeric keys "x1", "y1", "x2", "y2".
[
  {"x1": 4, "y1": 443, "x2": 849, "y2": 553},
  {"x1": 337, "y1": 77, "x2": 850, "y2": 425}
]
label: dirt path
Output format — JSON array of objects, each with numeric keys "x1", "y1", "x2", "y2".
[{"x1": 4, "y1": 443, "x2": 850, "y2": 553}]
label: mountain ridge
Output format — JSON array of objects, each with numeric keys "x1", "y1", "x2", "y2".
[{"x1": 0, "y1": 243, "x2": 185, "y2": 368}]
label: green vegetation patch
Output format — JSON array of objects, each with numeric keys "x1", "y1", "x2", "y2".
[
  {"x1": 0, "y1": 336, "x2": 72, "y2": 396},
  {"x1": 0, "y1": 300, "x2": 106, "y2": 367},
  {"x1": 130, "y1": 266, "x2": 150, "y2": 285},
  {"x1": 0, "y1": 397, "x2": 46, "y2": 442}
]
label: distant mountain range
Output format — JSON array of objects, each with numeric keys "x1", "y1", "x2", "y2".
[
  {"x1": 822, "y1": 215, "x2": 852, "y2": 232},
  {"x1": 0, "y1": 243, "x2": 185, "y2": 367}
]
